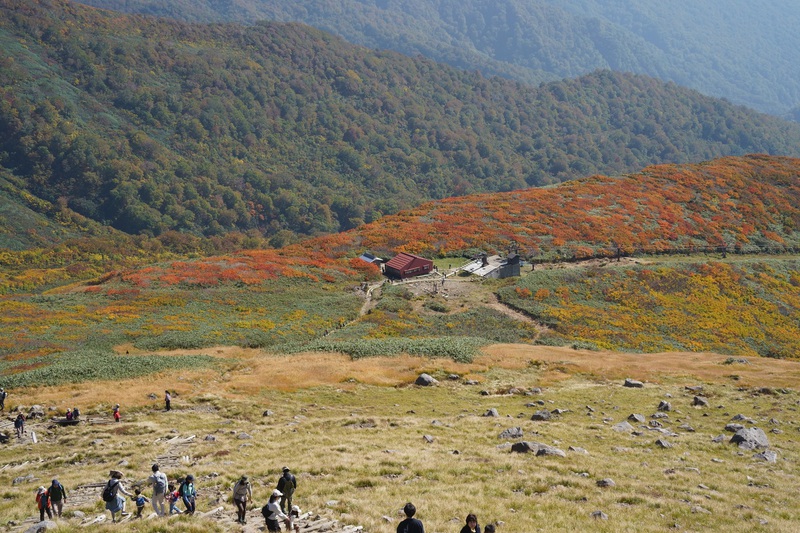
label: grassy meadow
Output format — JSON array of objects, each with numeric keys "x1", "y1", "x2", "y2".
[{"x1": 1, "y1": 346, "x2": 799, "y2": 532}]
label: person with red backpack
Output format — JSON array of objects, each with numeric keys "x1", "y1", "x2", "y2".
[{"x1": 36, "y1": 486, "x2": 53, "y2": 522}]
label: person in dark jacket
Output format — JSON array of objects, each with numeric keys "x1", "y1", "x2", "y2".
[
  {"x1": 48, "y1": 478, "x2": 67, "y2": 518},
  {"x1": 276, "y1": 466, "x2": 296, "y2": 513},
  {"x1": 397, "y1": 502, "x2": 424, "y2": 533},
  {"x1": 459, "y1": 513, "x2": 481, "y2": 533}
]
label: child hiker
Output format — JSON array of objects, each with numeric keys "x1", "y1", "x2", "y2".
[{"x1": 134, "y1": 488, "x2": 150, "y2": 518}]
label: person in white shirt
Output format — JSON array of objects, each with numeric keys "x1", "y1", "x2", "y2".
[{"x1": 264, "y1": 489, "x2": 290, "y2": 531}]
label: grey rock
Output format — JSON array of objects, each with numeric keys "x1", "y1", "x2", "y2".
[
  {"x1": 591, "y1": 511, "x2": 609, "y2": 520},
  {"x1": 12, "y1": 474, "x2": 35, "y2": 485},
  {"x1": 117, "y1": 459, "x2": 129, "y2": 467},
  {"x1": 422, "y1": 435, "x2": 434, "y2": 443},
  {"x1": 569, "y1": 446, "x2": 589, "y2": 454},
  {"x1": 753, "y1": 450, "x2": 778, "y2": 463},
  {"x1": 551, "y1": 408, "x2": 568, "y2": 415},
  {"x1": 498, "y1": 427, "x2": 524, "y2": 440},
  {"x1": 623, "y1": 378, "x2": 644, "y2": 388},
  {"x1": 262, "y1": 410, "x2": 274, "y2": 417},
  {"x1": 596, "y1": 478, "x2": 616, "y2": 487},
  {"x1": 649, "y1": 420, "x2": 663, "y2": 428},
  {"x1": 655, "y1": 439, "x2": 673, "y2": 448},
  {"x1": 480, "y1": 390, "x2": 490, "y2": 396},
  {"x1": 237, "y1": 432, "x2": 252, "y2": 440},
  {"x1": 691, "y1": 505, "x2": 711, "y2": 514},
  {"x1": 628, "y1": 414, "x2": 646, "y2": 424},
  {"x1": 72, "y1": 511, "x2": 85, "y2": 519},
  {"x1": 678, "y1": 424, "x2": 695, "y2": 432},
  {"x1": 529, "y1": 387, "x2": 543, "y2": 395},
  {"x1": 510, "y1": 441, "x2": 565, "y2": 457},
  {"x1": 652, "y1": 412, "x2": 669, "y2": 419},
  {"x1": 24, "y1": 521, "x2": 58, "y2": 533},
  {"x1": 612, "y1": 421, "x2": 634, "y2": 433},
  {"x1": 531, "y1": 410, "x2": 552, "y2": 421},
  {"x1": 447, "y1": 374, "x2": 460, "y2": 380},
  {"x1": 204, "y1": 435, "x2": 216, "y2": 441},
  {"x1": 685, "y1": 385, "x2": 704, "y2": 393},
  {"x1": 483, "y1": 408, "x2": 500, "y2": 417},
  {"x1": 692, "y1": 396, "x2": 709, "y2": 407},
  {"x1": 730, "y1": 428, "x2": 769, "y2": 450},
  {"x1": 658, "y1": 401, "x2": 672, "y2": 412},
  {"x1": 725, "y1": 423, "x2": 744, "y2": 432},
  {"x1": 464, "y1": 380, "x2": 479, "y2": 386},
  {"x1": 415, "y1": 373, "x2": 438, "y2": 386},
  {"x1": 731, "y1": 414, "x2": 753, "y2": 422}
]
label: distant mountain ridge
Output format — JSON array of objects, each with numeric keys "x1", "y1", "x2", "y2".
[
  {"x1": 2, "y1": 0, "x2": 800, "y2": 244},
  {"x1": 76, "y1": 0, "x2": 800, "y2": 117}
]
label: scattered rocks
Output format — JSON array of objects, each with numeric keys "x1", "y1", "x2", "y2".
[
  {"x1": 596, "y1": 478, "x2": 616, "y2": 487},
  {"x1": 415, "y1": 374, "x2": 438, "y2": 386},
  {"x1": 730, "y1": 428, "x2": 769, "y2": 450},
  {"x1": 498, "y1": 427, "x2": 524, "y2": 440},
  {"x1": 12, "y1": 474, "x2": 35, "y2": 485},
  {"x1": 623, "y1": 378, "x2": 644, "y2": 388}
]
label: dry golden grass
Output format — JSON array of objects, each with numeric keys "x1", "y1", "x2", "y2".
[{"x1": 2, "y1": 343, "x2": 799, "y2": 532}]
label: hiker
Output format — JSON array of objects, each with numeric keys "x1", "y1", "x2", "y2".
[
  {"x1": 0, "y1": 387, "x2": 7, "y2": 412},
  {"x1": 148, "y1": 463, "x2": 168, "y2": 516},
  {"x1": 165, "y1": 390, "x2": 171, "y2": 411},
  {"x1": 72, "y1": 407, "x2": 80, "y2": 420},
  {"x1": 262, "y1": 489, "x2": 291, "y2": 532},
  {"x1": 232, "y1": 475, "x2": 252, "y2": 524},
  {"x1": 49, "y1": 478, "x2": 68, "y2": 518},
  {"x1": 276, "y1": 466, "x2": 296, "y2": 513},
  {"x1": 36, "y1": 486, "x2": 53, "y2": 522},
  {"x1": 167, "y1": 483, "x2": 182, "y2": 515},
  {"x1": 397, "y1": 502, "x2": 424, "y2": 533},
  {"x1": 65, "y1": 408, "x2": 73, "y2": 421},
  {"x1": 179, "y1": 474, "x2": 197, "y2": 514},
  {"x1": 112, "y1": 404, "x2": 121, "y2": 422},
  {"x1": 460, "y1": 513, "x2": 481, "y2": 533},
  {"x1": 14, "y1": 413, "x2": 25, "y2": 438},
  {"x1": 103, "y1": 470, "x2": 134, "y2": 523},
  {"x1": 134, "y1": 488, "x2": 150, "y2": 518}
]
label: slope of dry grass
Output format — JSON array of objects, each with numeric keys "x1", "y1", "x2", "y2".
[{"x1": 1, "y1": 344, "x2": 799, "y2": 532}]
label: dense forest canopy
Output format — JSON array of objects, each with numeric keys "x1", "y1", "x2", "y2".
[
  {"x1": 3, "y1": 0, "x2": 800, "y2": 244},
  {"x1": 77, "y1": 0, "x2": 800, "y2": 117}
]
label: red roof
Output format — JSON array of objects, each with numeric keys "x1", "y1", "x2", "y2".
[{"x1": 385, "y1": 252, "x2": 425, "y2": 270}]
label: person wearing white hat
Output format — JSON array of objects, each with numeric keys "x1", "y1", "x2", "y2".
[{"x1": 262, "y1": 489, "x2": 290, "y2": 531}]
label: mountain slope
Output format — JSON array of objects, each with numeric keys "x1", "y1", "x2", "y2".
[
  {"x1": 76, "y1": 0, "x2": 800, "y2": 116},
  {"x1": 3, "y1": 0, "x2": 800, "y2": 243}
]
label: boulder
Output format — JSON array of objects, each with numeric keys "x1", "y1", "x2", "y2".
[
  {"x1": 596, "y1": 478, "x2": 616, "y2": 487},
  {"x1": 655, "y1": 439, "x2": 673, "y2": 448},
  {"x1": 753, "y1": 450, "x2": 778, "y2": 463},
  {"x1": 24, "y1": 521, "x2": 58, "y2": 533},
  {"x1": 498, "y1": 427, "x2": 523, "y2": 440},
  {"x1": 415, "y1": 374, "x2": 438, "y2": 386},
  {"x1": 262, "y1": 410, "x2": 274, "y2": 417},
  {"x1": 730, "y1": 428, "x2": 769, "y2": 450},
  {"x1": 510, "y1": 441, "x2": 565, "y2": 457},
  {"x1": 569, "y1": 446, "x2": 589, "y2": 455},
  {"x1": 611, "y1": 421, "x2": 634, "y2": 433},
  {"x1": 623, "y1": 378, "x2": 644, "y2": 388},
  {"x1": 483, "y1": 408, "x2": 500, "y2": 417},
  {"x1": 531, "y1": 410, "x2": 551, "y2": 421},
  {"x1": 692, "y1": 396, "x2": 709, "y2": 407},
  {"x1": 657, "y1": 401, "x2": 671, "y2": 412},
  {"x1": 628, "y1": 414, "x2": 646, "y2": 424}
]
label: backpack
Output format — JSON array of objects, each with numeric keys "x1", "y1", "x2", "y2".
[
  {"x1": 153, "y1": 473, "x2": 166, "y2": 495},
  {"x1": 102, "y1": 480, "x2": 119, "y2": 502},
  {"x1": 49, "y1": 482, "x2": 64, "y2": 501},
  {"x1": 261, "y1": 503, "x2": 271, "y2": 519}
]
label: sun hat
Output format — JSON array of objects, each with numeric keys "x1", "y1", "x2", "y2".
[
  {"x1": 272, "y1": 489, "x2": 283, "y2": 497},
  {"x1": 282, "y1": 466, "x2": 290, "y2": 472}
]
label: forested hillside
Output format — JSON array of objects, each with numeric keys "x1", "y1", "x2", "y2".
[
  {"x1": 3, "y1": 0, "x2": 800, "y2": 244},
  {"x1": 77, "y1": 0, "x2": 800, "y2": 116}
]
